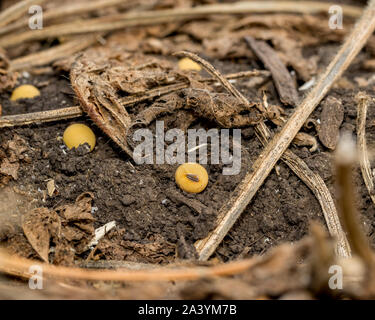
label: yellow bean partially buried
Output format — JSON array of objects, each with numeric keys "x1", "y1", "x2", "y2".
[
  {"x1": 175, "y1": 163, "x2": 208, "y2": 193},
  {"x1": 63, "y1": 123, "x2": 96, "y2": 151},
  {"x1": 10, "y1": 84, "x2": 40, "y2": 101},
  {"x1": 178, "y1": 57, "x2": 202, "y2": 71}
]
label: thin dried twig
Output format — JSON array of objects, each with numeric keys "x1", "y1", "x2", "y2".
[
  {"x1": 281, "y1": 150, "x2": 351, "y2": 258},
  {"x1": 192, "y1": 0, "x2": 375, "y2": 261},
  {"x1": 336, "y1": 134, "x2": 375, "y2": 297},
  {"x1": 176, "y1": 51, "x2": 350, "y2": 259},
  {"x1": 0, "y1": 248, "x2": 261, "y2": 282},
  {"x1": 0, "y1": 70, "x2": 268, "y2": 128},
  {"x1": 0, "y1": 0, "x2": 47, "y2": 29},
  {"x1": 0, "y1": 0, "x2": 129, "y2": 36},
  {"x1": 335, "y1": 134, "x2": 374, "y2": 269},
  {"x1": 356, "y1": 92, "x2": 375, "y2": 206},
  {"x1": 0, "y1": 1, "x2": 363, "y2": 48},
  {"x1": 77, "y1": 259, "x2": 215, "y2": 270},
  {"x1": 0, "y1": 106, "x2": 83, "y2": 128},
  {"x1": 260, "y1": 118, "x2": 350, "y2": 257},
  {"x1": 256, "y1": 120, "x2": 350, "y2": 258},
  {"x1": 9, "y1": 35, "x2": 100, "y2": 71},
  {"x1": 119, "y1": 70, "x2": 268, "y2": 107},
  {"x1": 77, "y1": 260, "x2": 160, "y2": 270}
]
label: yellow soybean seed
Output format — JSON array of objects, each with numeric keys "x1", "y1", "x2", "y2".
[
  {"x1": 175, "y1": 163, "x2": 208, "y2": 193},
  {"x1": 63, "y1": 124, "x2": 96, "y2": 151},
  {"x1": 178, "y1": 57, "x2": 201, "y2": 71},
  {"x1": 10, "y1": 84, "x2": 40, "y2": 101}
]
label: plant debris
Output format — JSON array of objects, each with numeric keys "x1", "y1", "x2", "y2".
[
  {"x1": 245, "y1": 36, "x2": 299, "y2": 107},
  {"x1": 1, "y1": 0, "x2": 375, "y2": 300},
  {"x1": 19, "y1": 193, "x2": 95, "y2": 265},
  {"x1": 318, "y1": 96, "x2": 344, "y2": 150},
  {"x1": 0, "y1": 134, "x2": 29, "y2": 184}
]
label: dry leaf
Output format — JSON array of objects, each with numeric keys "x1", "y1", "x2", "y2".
[
  {"x1": 22, "y1": 208, "x2": 61, "y2": 262},
  {"x1": 71, "y1": 48, "x2": 187, "y2": 157},
  {"x1": 0, "y1": 135, "x2": 29, "y2": 182},
  {"x1": 20, "y1": 193, "x2": 96, "y2": 264},
  {"x1": 0, "y1": 158, "x2": 19, "y2": 180},
  {"x1": 293, "y1": 132, "x2": 318, "y2": 152},
  {"x1": 245, "y1": 36, "x2": 299, "y2": 107},
  {"x1": 318, "y1": 96, "x2": 344, "y2": 150},
  {"x1": 56, "y1": 192, "x2": 96, "y2": 255}
]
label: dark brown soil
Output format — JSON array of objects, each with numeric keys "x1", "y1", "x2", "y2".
[
  {"x1": 1, "y1": 50, "x2": 374, "y2": 264},
  {"x1": 1, "y1": 0, "x2": 375, "y2": 265}
]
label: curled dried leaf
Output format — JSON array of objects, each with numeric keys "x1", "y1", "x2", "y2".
[
  {"x1": 183, "y1": 89, "x2": 261, "y2": 127},
  {"x1": 22, "y1": 208, "x2": 61, "y2": 262},
  {"x1": 293, "y1": 132, "x2": 318, "y2": 152},
  {"x1": 0, "y1": 158, "x2": 19, "y2": 180},
  {"x1": 21, "y1": 193, "x2": 96, "y2": 264},
  {"x1": 71, "y1": 48, "x2": 190, "y2": 157},
  {"x1": 0, "y1": 134, "x2": 29, "y2": 182}
]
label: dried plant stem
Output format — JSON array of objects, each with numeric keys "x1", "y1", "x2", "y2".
[
  {"x1": 0, "y1": 0, "x2": 129, "y2": 36},
  {"x1": 178, "y1": 51, "x2": 351, "y2": 259},
  {"x1": 356, "y1": 92, "x2": 375, "y2": 206},
  {"x1": 0, "y1": 70, "x2": 266, "y2": 129},
  {"x1": 174, "y1": 52, "x2": 249, "y2": 104},
  {"x1": 256, "y1": 122, "x2": 350, "y2": 258},
  {"x1": 336, "y1": 134, "x2": 375, "y2": 297},
  {"x1": 0, "y1": 107, "x2": 83, "y2": 128},
  {"x1": 77, "y1": 260, "x2": 159, "y2": 270},
  {"x1": 0, "y1": 1, "x2": 363, "y2": 48},
  {"x1": 77, "y1": 260, "x2": 215, "y2": 270},
  {"x1": 119, "y1": 70, "x2": 268, "y2": 106},
  {"x1": 309, "y1": 221, "x2": 337, "y2": 293},
  {"x1": 0, "y1": 0, "x2": 47, "y2": 29},
  {"x1": 335, "y1": 135, "x2": 374, "y2": 268},
  {"x1": 281, "y1": 149, "x2": 351, "y2": 258},
  {"x1": 0, "y1": 249, "x2": 260, "y2": 282},
  {"x1": 9, "y1": 35, "x2": 100, "y2": 71},
  {"x1": 191, "y1": 0, "x2": 375, "y2": 261}
]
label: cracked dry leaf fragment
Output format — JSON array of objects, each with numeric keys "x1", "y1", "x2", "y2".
[
  {"x1": 22, "y1": 208, "x2": 61, "y2": 262},
  {"x1": 0, "y1": 158, "x2": 19, "y2": 180},
  {"x1": 318, "y1": 96, "x2": 344, "y2": 150},
  {"x1": 71, "y1": 61, "x2": 133, "y2": 157},
  {"x1": 70, "y1": 49, "x2": 189, "y2": 157},
  {"x1": 7, "y1": 134, "x2": 28, "y2": 158},
  {"x1": 293, "y1": 132, "x2": 318, "y2": 152},
  {"x1": 0, "y1": 134, "x2": 29, "y2": 181}
]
